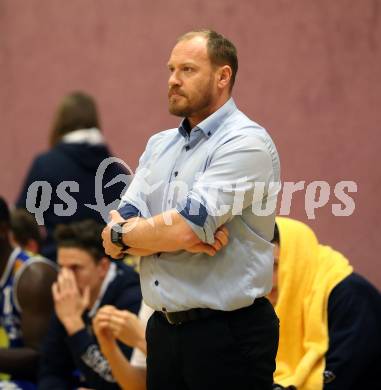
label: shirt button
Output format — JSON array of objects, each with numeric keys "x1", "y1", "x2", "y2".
[
  {"x1": 207, "y1": 131, "x2": 211, "y2": 136},
  {"x1": 154, "y1": 280, "x2": 159, "y2": 286},
  {"x1": 174, "y1": 171, "x2": 178, "y2": 177},
  {"x1": 185, "y1": 146, "x2": 190, "y2": 151}
]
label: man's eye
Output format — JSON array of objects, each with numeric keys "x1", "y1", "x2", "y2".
[{"x1": 183, "y1": 67, "x2": 193, "y2": 72}]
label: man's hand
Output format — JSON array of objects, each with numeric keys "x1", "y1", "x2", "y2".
[
  {"x1": 93, "y1": 308, "x2": 118, "y2": 356},
  {"x1": 102, "y1": 210, "x2": 156, "y2": 257},
  {"x1": 52, "y1": 268, "x2": 90, "y2": 335},
  {"x1": 186, "y1": 225, "x2": 229, "y2": 256},
  {"x1": 102, "y1": 210, "x2": 129, "y2": 259},
  {"x1": 95, "y1": 306, "x2": 146, "y2": 354}
]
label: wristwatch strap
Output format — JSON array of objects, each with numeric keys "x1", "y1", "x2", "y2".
[{"x1": 112, "y1": 221, "x2": 130, "y2": 251}]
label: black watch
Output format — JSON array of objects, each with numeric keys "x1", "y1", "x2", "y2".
[{"x1": 110, "y1": 222, "x2": 129, "y2": 251}]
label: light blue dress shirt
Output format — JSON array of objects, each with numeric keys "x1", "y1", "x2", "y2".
[{"x1": 119, "y1": 98, "x2": 281, "y2": 312}]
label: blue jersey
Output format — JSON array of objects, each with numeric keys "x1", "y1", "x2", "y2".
[
  {"x1": 0, "y1": 248, "x2": 32, "y2": 348},
  {"x1": 0, "y1": 248, "x2": 56, "y2": 390}
]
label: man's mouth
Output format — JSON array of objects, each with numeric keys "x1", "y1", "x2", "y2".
[{"x1": 169, "y1": 91, "x2": 185, "y2": 99}]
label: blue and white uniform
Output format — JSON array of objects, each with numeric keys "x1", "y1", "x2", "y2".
[{"x1": 0, "y1": 248, "x2": 56, "y2": 390}]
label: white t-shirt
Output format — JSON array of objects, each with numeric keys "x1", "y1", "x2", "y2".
[{"x1": 130, "y1": 301, "x2": 154, "y2": 367}]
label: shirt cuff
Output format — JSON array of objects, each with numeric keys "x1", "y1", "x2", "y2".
[
  {"x1": 118, "y1": 203, "x2": 141, "y2": 220},
  {"x1": 176, "y1": 196, "x2": 215, "y2": 244}
]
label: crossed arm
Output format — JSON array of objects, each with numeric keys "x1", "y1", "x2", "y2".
[{"x1": 102, "y1": 209, "x2": 229, "y2": 259}]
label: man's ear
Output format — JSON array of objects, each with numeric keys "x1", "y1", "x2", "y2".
[
  {"x1": 98, "y1": 257, "x2": 111, "y2": 277},
  {"x1": 216, "y1": 65, "x2": 232, "y2": 89}
]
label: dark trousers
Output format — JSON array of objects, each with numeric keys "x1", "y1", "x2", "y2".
[{"x1": 146, "y1": 297, "x2": 279, "y2": 390}]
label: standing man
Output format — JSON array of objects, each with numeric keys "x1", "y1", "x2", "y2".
[{"x1": 102, "y1": 30, "x2": 281, "y2": 390}]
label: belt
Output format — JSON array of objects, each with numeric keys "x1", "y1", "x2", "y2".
[
  {"x1": 159, "y1": 297, "x2": 267, "y2": 325},
  {"x1": 160, "y1": 307, "x2": 218, "y2": 325}
]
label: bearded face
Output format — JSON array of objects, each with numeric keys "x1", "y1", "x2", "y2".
[
  {"x1": 168, "y1": 73, "x2": 215, "y2": 118},
  {"x1": 167, "y1": 37, "x2": 218, "y2": 123}
]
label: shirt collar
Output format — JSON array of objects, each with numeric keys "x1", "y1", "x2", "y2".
[
  {"x1": 88, "y1": 262, "x2": 117, "y2": 317},
  {"x1": 178, "y1": 98, "x2": 237, "y2": 139}
]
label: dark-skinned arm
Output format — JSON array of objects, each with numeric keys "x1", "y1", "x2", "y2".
[{"x1": 0, "y1": 261, "x2": 57, "y2": 380}]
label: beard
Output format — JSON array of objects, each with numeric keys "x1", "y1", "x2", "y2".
[{"x1": 168, "y1": 77, "x2": 214, "y2": 118}]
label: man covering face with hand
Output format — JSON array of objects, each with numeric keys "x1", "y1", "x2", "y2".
[{"x1": 39, "y1": 220, "x2": 141, "y2": 390}]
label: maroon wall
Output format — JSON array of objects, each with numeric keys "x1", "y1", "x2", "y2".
[{"x1": 1, "y1": 0, "x2": 380, "y2": 286}]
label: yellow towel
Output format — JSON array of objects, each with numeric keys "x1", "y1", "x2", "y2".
[
  {"x1": 274, "y1": 217, "x2": 353, "y2": 390},
  {"x1": 0, "y1": 326, "x2": 10, "y2": 380}
]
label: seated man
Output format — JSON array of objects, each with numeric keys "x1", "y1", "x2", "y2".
[
  {"x1": 270, "y1": 217, "x2": 381, "y2": 390},
  {"x1": 0, "y1": 197, "x2": 57, "y2": 389},
  {"x1": 39, "y1": 219, "x2": 142, "y2": 389},
  {"x1": 10, "y1": 208, "x2": 43, "y2": 254}
]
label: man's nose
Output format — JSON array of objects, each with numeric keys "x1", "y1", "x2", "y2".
[{"x1": 168, "y1": 70, "x2": 181, "y2": 88}]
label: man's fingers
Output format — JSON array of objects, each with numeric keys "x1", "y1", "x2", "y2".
[
  {"x1": 57, "y1": 271, "x2": 65, "y2": 288},
  {"x1": 102, "y1": 221, "x2": 124, "y2": 259},
  {"x1": 58, "y1": 271, "x2": 72, "y2": 294},
  {"x1": 109, "y1": 315, "x2": 126, "y2": 333},
  {"x1": 109, "y1": 210, "x2": 124, "y2": 223},
  {"x1": 93, "y1": 318, "x2": 110, "y2": 335},
  {"x1": 206, "y1": 248, "x2": 216, "y2": 256},
  {"x1": 52, "y1": 282, "x2": 60, "y2": 301},
  {"x1": 64, "y1": 268, "x2": 77, "y2": 291},
  {"x1": 104, "y1": 245, "x2": 124, "y2": 259},
  {"x1": 186, "y1": 242, "x2": 216, "y2": 256},
  {"x1": 97, "y1": 319, "x2": 110, "y2": 330},
  {"x1": 95, "y1": 312, "x2": 111, "y2": 323},
  {"x1": 102, "y1": 215, "x2": 126, "y2": 259},
  {"x1": 59, "y1": 268, "x2": 70, "y2": 288},
  {"x1": 217, "y1": 226, "x2": 229, "y2": 236},
  {"x1": 109, "y1": 210, "x2": 119, "y2": 219},
  {"x1": 101, "y1": 227, "x2": 108, "y2": 241},
  {"x1": 57, "y1": 268, "x2": 79, "y2": 296},
  {"x1": 99, "y1": 305, "x2": 116, "y2": 314},
  {"x1": 111, "y1": 250, "x2": 124, "y2": 259},
  {"x1": 211, "y1": 240, "x2": 222, "y2": 251},
  {"x1": 103, "y1": 242, "x2": 124, "y2": 259},
  {"x1": 214, "y1": 230, "x2": 229, "y2": 247},
  {"x1": 209, "y1": 230, "x2": 229, "y2": 252},
  {"x1": 200, "y1": 244, "x2": 216, "y2": 256}
]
